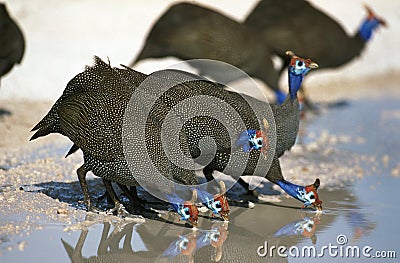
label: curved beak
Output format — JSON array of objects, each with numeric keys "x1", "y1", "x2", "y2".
[
  {"x1": 221, "y1": 214, "x2": 229, "y2": 222},
  {"x1": 365, "y1": 4, "x2": 387, "y2": 27},
  {"x1": 314, "y1": 201, "x2": 323, "y2": 211},
  {"x1": 285, "y1": 50, "x2": 295, "y2": 57},
  {"x1": 309, "y1": 62, "x2": 319, "y2": 69},
  {"x1": 378, "y1": 18, "x2": 388, "y2": 27}
]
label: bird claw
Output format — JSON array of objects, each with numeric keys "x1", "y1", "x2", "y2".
[
  {"x1": 87, "y1": 204, "x2": 103, "y2": 214},
  {"x1": 106, "y1": 202, "x2": 130, "y2": 217}
]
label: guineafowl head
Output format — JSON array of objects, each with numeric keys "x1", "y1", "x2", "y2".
[
  {"x1": 166, "y1": 189, "x2": 199, "y2": 227},
  {"x1": 286, "y1": 51, "x2": 318, "y2": 101},
  {"x1": 359, "y1": 5, "x2": 387, "y2": 41},
  {"x1": 277, "y1": 178, "x2": 323, "y2": 211},
  {"x1": 197, "y1": 181, "x2": 229, "y2": 221}
]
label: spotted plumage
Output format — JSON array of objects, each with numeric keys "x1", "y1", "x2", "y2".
[
  {"x1": 31, "y1": 52, "x2": 321, "y2": 214},
  {"x1": 30, "y1": 57, "x2": 149, "y2": 212},
  {"x1": 201, "y1": 52, "x2": 322, "y2": 210}
]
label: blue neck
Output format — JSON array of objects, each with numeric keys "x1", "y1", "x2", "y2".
[
  {"x1": 275, "y1": 90, "x2": 287, "y2": 105},
  {"x1": 277, "y1": 180, "x2": 305, "y2": 202},
  {"x1": 288, "y1": 69, "x2": 305, "y2": 101},
  {"x1": 359, "y1": 18, "x2": 380, "y2": 41}
]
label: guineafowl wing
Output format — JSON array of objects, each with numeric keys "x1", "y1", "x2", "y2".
[{"x1": 58, "y1": 91, "x2": 127, "y2": 162}]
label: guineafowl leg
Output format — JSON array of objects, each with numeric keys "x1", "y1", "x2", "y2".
[
  {"x1": 117, "y1": 184, "x2": 160, "y2": 218},
  {"x1": 203, "y1": 166, "x2": 224, "y2": 192},
  {"x1": 237, "y1": 155, "x2": 284, "y2": 196},
  {"x1": 117, "y1": 184, "x2": 145, "y2": 212},
  {"x1": 77, "y1": 165, "x2": 101, "y2": 212},
  {"x1": 236, "y1": 178, "x2": 254, "y2": 195},
  {"x1": 102, "y1": 179, "x2": 130, "y2": 217},
  {"x1": 204, "y1": 165, "x2": 254, "y2": 194}
]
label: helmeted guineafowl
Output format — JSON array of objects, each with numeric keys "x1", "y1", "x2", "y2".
[
  {"x1": 30, "y1": 57, "x2": 149, "y2": 213},
  {"x1": 130, "y1": 2, "x2": 286, "y2": 104},
  {"x1": 32, "y1": 53, "x2": 321, "y2": 215},
  {"x1": 195, "y1": 51, "x2": 322, "y2": 210},
  {"x1": 0, "y1": 3, "x2": 25, "y2": 83},
  {"x1": 244, "y1": 1, "x2": 386, "y2": 109}
]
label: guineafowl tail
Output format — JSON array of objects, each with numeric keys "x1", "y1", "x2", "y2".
[
  {"x1": 31, "y1": 56, "x2": 128, "y2": 142},
  {"x1": 65, "y1": 143, "x2": 80, "y2": 158},
  {"x1": 30, "y1": 106, "x2": 61, "y2": 141}
]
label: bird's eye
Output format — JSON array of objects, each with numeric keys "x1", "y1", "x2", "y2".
[
  {"x1": 310, "y1": 194, "x2": 315, "y2": 200},
  {"x1": 296, "y1": 60, "x2": 305, "y2": 68},
  {"x1": 211, "y1": 233, "x2": 220, "y2": 241},
  {"x1": 180, "y1": 240, "x2": 188, "y2": 250},
  {"x1": 184, "y1": 210, "x2": 190, "y2": 215},
  {"x1": 257, "y1": 139, "x2": 263, "y2": 145},
  {"x1": 216, "y1": 203, "x2": 221, "y2": 209}
]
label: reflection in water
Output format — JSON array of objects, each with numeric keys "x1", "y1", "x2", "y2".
[
  {"x1": 162, "y1": 222, "x2": 228, "y2": 262},
  {"x1": 62, "y1": 220, "x2": 229, "y2": 263},
  {"x1": 274, "y1": 213, "x2": 321, "y2": 244},
  {"x1": 60, "y1": 189, "x2": 376, "y2": 262},
  {"x1": 346, "y1": 210, "x2": 376, "y2": 243},
  {"x1": 62, "y1": 221, "x2": 150, "y2": 263}
]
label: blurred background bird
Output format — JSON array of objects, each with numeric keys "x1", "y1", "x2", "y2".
[
  {"x1": 244, "y1": 0, "x2": 386, "y2": 110},
  {"x1": 0, "y1": 3, "x2": 25, "y2": 85},
  {"x1": 130, "y1": 2, "x2": 287, "y2": 104}
]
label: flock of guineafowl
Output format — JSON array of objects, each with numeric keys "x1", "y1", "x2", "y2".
[{"x1": 1, "y1": 1, "x2": 386, "y2": 227}]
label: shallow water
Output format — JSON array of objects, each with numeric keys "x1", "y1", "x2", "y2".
[{"x1": 1, "y1": 98, "x2": 399, "y2": 262}]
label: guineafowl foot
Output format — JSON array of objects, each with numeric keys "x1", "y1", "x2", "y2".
[
  {"x1": 236, "y1": 177, "x2": 256, "y2": 196},
  {"x1": 243, "y1": 189, "x2": 256, "y2": 196},
  {"x1": 77, "y1": 165, "x2": 101, "y2": 213},
  {"x1": 86, "y1": 201, "x2": 103, "y2": 213},
  {"x1": 106, "y1": 202, "x2": 130, "y2": 217},
  {"x1": 128, "y1": 203, "x2": 160, "y2": 220}
]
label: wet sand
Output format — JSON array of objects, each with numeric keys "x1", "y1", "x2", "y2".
[{"x1": 1, "y1": 72, "x2": 400, "y2": 261}]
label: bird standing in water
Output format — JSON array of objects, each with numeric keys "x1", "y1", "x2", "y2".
[
  {"x1": 31, "y1": 52, "x2": 321, "y2": 216},
  {"x1": 200, "y1": 52, "x2": 322, "y2": 210}
]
